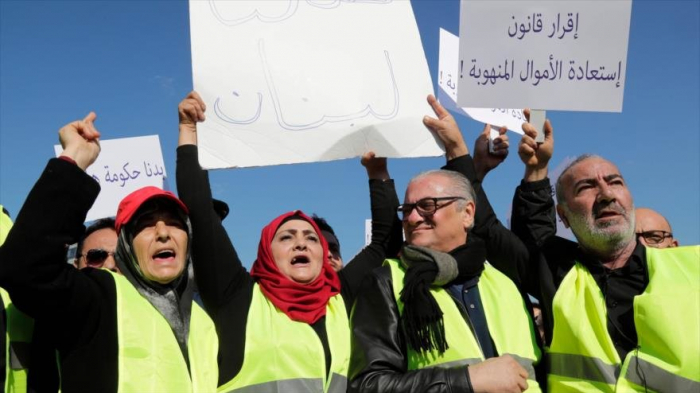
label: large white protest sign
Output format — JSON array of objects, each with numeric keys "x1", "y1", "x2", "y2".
[
  {"x1": 457, "y1": 1, "x2": 632, "y2": 112},
  {"x1": 189, "y1": 0, "x2": 440, "y2": 169},
  {"x1": 54, "y1": 135, "x2": 167, "y2": 222},
  {"x1": 437, "y1": 28, "x2": 525, "y2": 134}
]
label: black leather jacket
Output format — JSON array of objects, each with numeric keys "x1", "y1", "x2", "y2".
[{"x1": 349, "y1": 264, "x2": 476, "y2": 393}]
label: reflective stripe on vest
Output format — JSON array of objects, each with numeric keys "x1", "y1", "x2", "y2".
[
  {"x1": 219, "y1": 283, "x2": 349, "y2": 393},
  {"x1": 549, "y1": 245, "x2": 700, "y2": 392},
  {"x1": 110, "y1": 270, "x2": 219, "y2": 392},
  {"x1": 384, "y1": 259, "x2": 541, "y2": 392}
]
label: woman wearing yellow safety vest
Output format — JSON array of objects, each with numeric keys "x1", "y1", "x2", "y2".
[
  {"x1": 175, "y1": 91, "x2": 402, "y2": 393},
  {"x1": 0, "y1": 113, "x2": 218, "y2": 392}
]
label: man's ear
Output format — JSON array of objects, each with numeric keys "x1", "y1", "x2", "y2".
[
  {"x1": 462, "y1": 200, "x2": 476, "y2": 231},
  {"x1": 671, "y1": 239, "x2": 679, "y2": 247},
  {"x1": 72, "y1": 259, "x2": 80, "y2": 269},
  {"x1": 556, "y1": 204, "x2": 570, "y2": 228}
]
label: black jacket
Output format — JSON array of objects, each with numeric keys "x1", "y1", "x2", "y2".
[{"x1": 0, "y1": 159, "x2": 122, "y2": 392}]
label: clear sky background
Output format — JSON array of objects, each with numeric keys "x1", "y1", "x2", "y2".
[{"x1": 1, "y1": 0, "x2": 698, "y2": 267}]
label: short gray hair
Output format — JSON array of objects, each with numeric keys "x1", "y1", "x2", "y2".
[
  {"x1": 555, "y1": 154, "x2": 601, "y2": 205},
  {"x1": 408, "y1": 170, "x2": 476, "y2": 230}
]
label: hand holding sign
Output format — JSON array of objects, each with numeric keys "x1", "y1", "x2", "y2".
[
  {"x1": 473, "y1": 125, "x2": 509, "y2": 182},
  {"x1": 519, "y1": 109, "x2": 554, "y2": 182},
  {"x1": 361, "y1": 151, "x2": 390, "y2": 181},
  {"x1": 178, "y1": 91, "x2": 207, "y2": 146},
  {"x1": 58, "y1": 112, "x2": 102, "y2": 171}
]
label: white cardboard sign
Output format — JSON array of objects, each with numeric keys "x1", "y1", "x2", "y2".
[
  {"x1": 438, "y1": 28, "x2": 525, "y2": 134},
  {"x1": 189, "y1": 0, "x2": 441, "y2": 169},
  {"x1": 54, "y1": 135, "x2": 167, "y2": 222},
  {"x1": 457, "y1": 1, "x2": 632, "y2": 112}
]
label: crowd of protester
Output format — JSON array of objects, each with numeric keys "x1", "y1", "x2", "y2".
[{"x1": 0, "y1": 91, "x2": 697, "y2": 393}]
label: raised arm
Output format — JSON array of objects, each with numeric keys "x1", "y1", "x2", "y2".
[
  {"x1": 338, "y1": 151, "x2": 402, "y2": 305},
  {"x1": 511, "y1": 109, "x2": 557, "y2": 248},
  {"x1": 0, "y1": 113, "x2": 103, "y2": 350},
  {"x1": 423, "y1": 96, "x2": 531, "y2": 289},
  {"x1": 175, "y1": 91, "x2": 251, "y2": 315}
]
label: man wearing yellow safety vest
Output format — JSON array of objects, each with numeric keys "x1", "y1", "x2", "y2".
[
  {"x1": 510, "y1": 114, "x2": 700, "y2": 392},
  {"x1": 0, "y1": 113, "x2": 219, "y2": 392},
  {"x1": 349, "y1": 96, "x2": 543, "y2": 393}
]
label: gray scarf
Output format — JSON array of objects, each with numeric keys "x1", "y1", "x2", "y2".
[{"x1": 114, "y1": 217, "x2": 195, "y2": 368}]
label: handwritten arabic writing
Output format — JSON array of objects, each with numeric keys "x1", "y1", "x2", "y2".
[
  {"x1": 96, "y1": 161, "x2": 165, "y2": 188},
  {"x1": 468, "y1": 56, "x2": 622, "y2": 88},
  {"x1": 508, "y1": 12, "x2": 579, "y2": 40},
  {"x1": 214, "y1": 92, "x2": 263, "y2": 125},
  {"x1": 213, "y1": 41, "x2": 400, "y2": 131},
  {"x1": 209, "y1": 0, "x2": 392, "y2": 27}
]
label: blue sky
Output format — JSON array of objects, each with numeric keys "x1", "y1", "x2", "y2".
[{"x1": 1, "y1": 1, "x2": 698, "y2": 267}]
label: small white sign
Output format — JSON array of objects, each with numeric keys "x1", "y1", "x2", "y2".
[
  {"x1": 457, "y1": 1, "x2": 632, "y2": 112},
  {"x1": 54, "y1": 135, "x2": 167, "y2": 222},
  {"x1": 438, "y1": 28, "x2": 525, "y2": 134},
  {"x1": 189, "y1": 0, "x2": 441, "y2": 169}
]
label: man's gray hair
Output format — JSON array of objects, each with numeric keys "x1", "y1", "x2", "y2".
[
  {"x1": 555, "y1": 154, "x2": 602, "y2": 205},
  {"x1": 409, "y1": 169, "x2": 477, "y2": 210}
]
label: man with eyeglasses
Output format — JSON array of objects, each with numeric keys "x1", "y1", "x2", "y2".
[
  {"x1": 350, "y1": 96, "x2": 542, "y2": 393},
  {"x1": 635, "y1": 207, "x2": 678, "y2": 248},
  {"x1": 510, "y1": 118, "x2": 699, "y2": 392},
  {"x1": 73, "y1": 217, "x2": 120, "y2": 272}
]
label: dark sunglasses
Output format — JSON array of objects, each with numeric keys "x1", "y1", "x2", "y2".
[{"x1": 81, "y1": 249, "x2": 115, "y2": 266}]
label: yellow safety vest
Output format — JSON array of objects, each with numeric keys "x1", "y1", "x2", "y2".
[
  {"x1": 0, "y1": 205, "x2": 11, "y2": 244},
  {"x1": 385, "y1": 259, "x2": 542, "y2": 392},
  {"x1": 548, "y1": 246, "x2": 700, "y2": 392},
  {"x1": 110, "y1": 270, "x2": 218, "y2": 392},
  {"x1": 218, "y1": 283, "x2": 350, "y2": 393},
  {"x1": 1, "y1": 206, "x2": 35, "y2": 393},
  {"x1": 1, "y1": 288, "x2": 34, "y2": 393}
]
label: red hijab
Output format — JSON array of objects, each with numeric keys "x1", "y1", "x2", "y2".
[{"x1": 250, "y1": 211, "x2": 341, "y2": 324}]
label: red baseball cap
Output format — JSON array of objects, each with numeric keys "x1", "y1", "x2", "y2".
[{"x1": 115, "y1": 186, "x2": 189, "y2": 234}]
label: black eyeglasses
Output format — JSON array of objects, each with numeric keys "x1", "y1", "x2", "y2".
[
  {"x1": 397, "y1": 197, "x2": 466, "y2": 219},
  {"x1": 636, "y1": 230, "x2": 673, "y2": 245},
  {"x1": 81, "y1": 249, "x2": 115, "y2": 266}
]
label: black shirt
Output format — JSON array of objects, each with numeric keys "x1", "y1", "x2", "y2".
[{"x1": 578, "y1": 242, "x2": 648, "y2": 360}]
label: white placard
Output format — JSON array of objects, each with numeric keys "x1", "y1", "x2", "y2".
[
  {"x1": 437, "y1": 28, "x2": 525, "y2": 134},
  {"x1": 189, "y1": 0, "x2": 441, "y2": 169},
  {"x1": 457, "y1": 1, "x2": 632, "y2": 112},
  {"x1": 54, "y1": 135, "x2": 167, "y2": 222}
]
